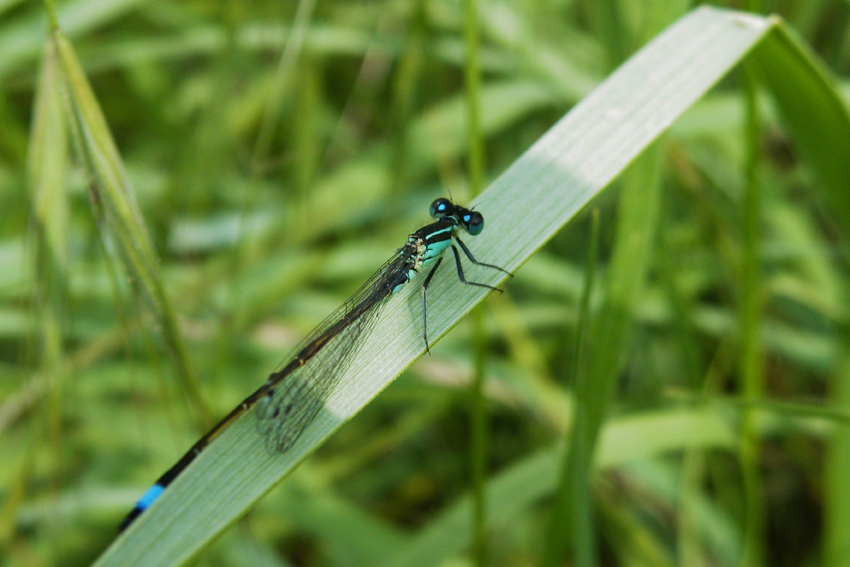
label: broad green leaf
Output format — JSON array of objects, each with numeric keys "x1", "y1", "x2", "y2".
[
  {"x1": 91, "y1": 9, "x2": 769, "y2": 565},
  {"x1": 95, "y1": 7, "x2": 782, "y2": 566}
]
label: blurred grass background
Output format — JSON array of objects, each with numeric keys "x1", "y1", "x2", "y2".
[{"x1": 3, "y1": 0, "x2": 850, "y2": 566}]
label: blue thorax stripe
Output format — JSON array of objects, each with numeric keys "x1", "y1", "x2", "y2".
[{"x1": 424, "y1": 226, "x2": 453, "y2": 241}]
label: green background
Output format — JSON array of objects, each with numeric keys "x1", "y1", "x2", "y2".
[{"x1": 3, "y1": 1, "x2": 850, "y2": 566}]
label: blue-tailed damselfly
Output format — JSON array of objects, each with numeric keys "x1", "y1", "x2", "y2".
[{"x1": 120, "y1": 197, "x2": 510, "y2": 530}]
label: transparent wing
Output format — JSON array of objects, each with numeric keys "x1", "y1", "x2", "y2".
[
  {"x1": 255, "y1": 248, "x2": 411, "y2": 452},
  {"x1": 118, "y1": 247, "x2": 415, "y2": 531}
]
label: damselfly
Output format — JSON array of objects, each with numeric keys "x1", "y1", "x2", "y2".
[{"x1": 120, "y1": 198, "x2": 511, "y2": 530}]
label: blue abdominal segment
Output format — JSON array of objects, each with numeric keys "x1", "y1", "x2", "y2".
[
  {"x1": 138, "y1": 484, "x2": 165, "y2": 510},
  {"x1": 119, "y1": 484, "x2": 165, "y2": 530}
]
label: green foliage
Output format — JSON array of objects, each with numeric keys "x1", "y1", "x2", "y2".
[{"x1": 2, "y1": 2, "x2": 850, "y2": 567}]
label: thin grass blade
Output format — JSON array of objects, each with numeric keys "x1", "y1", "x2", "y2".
[
  {"x1": 94, "y1": 7, "x2": 778, "y2": 567},
  {"x1": 51, "y1": 27, "x2": 206, "y2": 421}
]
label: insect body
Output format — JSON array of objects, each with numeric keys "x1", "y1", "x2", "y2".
[{"x1": 120, "y1": 198, "x2": 510, "y2": 530}]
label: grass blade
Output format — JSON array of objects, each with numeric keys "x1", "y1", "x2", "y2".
[
  {"x1": 94, "y1": 7, "x2": 776, "y2": 567},
  {"x1": 384, "y1": 406, "x2": 738, "y2": 567},
  {"x1": 51, "y1": 27, "x2": 207, "y2": 421}
]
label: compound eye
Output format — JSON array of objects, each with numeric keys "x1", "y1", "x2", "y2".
[
  {"x1": 430, "y1": 198, "x2": 451, "y2": 219},
  {"x1": 463, "y1": 211, "x2": 484, "y2": 235}
]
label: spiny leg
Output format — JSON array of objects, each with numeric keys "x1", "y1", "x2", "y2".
[
  {"x1": 421, "y1": 256, "x2": 443, "y2": 354},
  {"x1": 450, "y1": 245, "x2": 503, "y2": 292},
  {"x1": 454, "y1": 236, "x2": 512, "y2": 277}
]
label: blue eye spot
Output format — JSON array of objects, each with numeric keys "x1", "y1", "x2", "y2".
[
  {"x1": 464, "y1": 211, "x2": 484, "y2": 235},
  {"x1": 430, "y1": 198, "x2": 452, "y2": 218}
]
